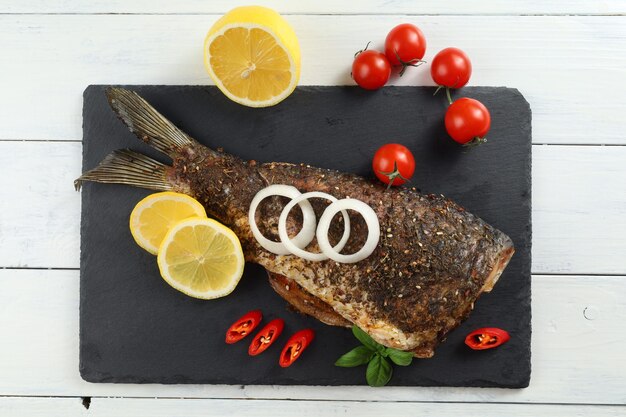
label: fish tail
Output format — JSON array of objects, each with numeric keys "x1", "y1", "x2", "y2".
[
  {"x1": 74, "y1": 149, "x2": 173, "y2": 191},
  {"x1": 106, "y1": 87, "x2": 196, "y2": 157}
]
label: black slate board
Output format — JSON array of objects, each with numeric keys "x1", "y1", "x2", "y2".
[{"x1": 80, "y1": 85, "x2": 531, "y2": 387}]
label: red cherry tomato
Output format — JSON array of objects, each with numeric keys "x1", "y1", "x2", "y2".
[
  {"x1": 248, "y1": 319, "x2": 284, "y2": 356},
  {"x1": 372, "y1": 144, "x2": 415, "y2": 188},
  {"x1": 352, "y1": 49, "x2": 391, "y2": 90},
  {"x1": 431, "y1": 47, "x2": 472, "y2": 89},
  {"x1": 279, "y1": 329, "x2": 315, "y2": 368},
  {"x1": 384, "y1": 23, "x2": 427, "y2": 75},
  {"x1": 225, "y1": 310, "x2": 262, "y2": 344},
  {"x1": 465, "y1": 327, "x2": 510, "y2": 350},
  {"x1": 444, "y1": 98, "x2": 491, "y2": 145}
]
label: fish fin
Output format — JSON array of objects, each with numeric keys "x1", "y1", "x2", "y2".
[
  {"x1": 106, "y1": 87, "x2": 196, "y2": 157},
  {"x1": 74, "y1": 149, "x2": 173, "y2": 191}
]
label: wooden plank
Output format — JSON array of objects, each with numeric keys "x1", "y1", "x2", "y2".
[
  {"x1": 0, "y1": 15, "x2": 625, "y2": 144},
  {"x1": 0, "y1": 269, "x2": 624, "y2": 404},
  {"x1": 532, "y1": 145, "x2": 626, "y2": 274},
  {"x1": 83, "y1": 398, "x2": 626, "y2": 416},
  {"x1": 0, "y1": 398, "x2": 83, "y2": 417},
  {"x1": 1, "y1": 397, "x2": 624, "y2": 417},
  {"x1": 2, "y1": 141, "x2": 625, "y2": 275},
  {"x1": 0, "y1": 142, "x2": 80, "y2": 269},
  {"x1": 2, "y1": 0, "x2": 625, "y2": 15}
]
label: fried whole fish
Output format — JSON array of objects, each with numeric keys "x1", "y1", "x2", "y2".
[{"x1": 76, "y1": 87, "x2": 514, "y2": 358}]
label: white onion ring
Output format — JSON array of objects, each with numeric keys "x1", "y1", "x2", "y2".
[
  {"x1": 278, "y1": 192, "x2": 351, "y2": 261},
  {"x1": 248, "y1": 185, "x2": 316, "y2": 255},
  {"x1": 316, "y1": 199, "x2": 380, "y2": 263}
]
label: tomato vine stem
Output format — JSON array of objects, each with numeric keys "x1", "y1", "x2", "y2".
[
  {"x1": 378, "y1": 161, "x2": 409, "y2": 190},
  {"x1": 355, "y1": 41, "x2": 371, "y2": 58},
  {"x1": 433, "y1": 86, "x2": 454, "y2": 105},
  {"x1": 445, "y1": 87, "x2": 453, "y2": 105},
  {"x1": 463, "y1": 137, "x2": 488, "y2": 148},
  {"x1": 393, "y1": 49, "x2": 425, "y2": 76}
]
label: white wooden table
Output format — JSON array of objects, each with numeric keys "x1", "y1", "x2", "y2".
[{"x1": 1, "y1": 1, "x2": 625, "y2": 416}]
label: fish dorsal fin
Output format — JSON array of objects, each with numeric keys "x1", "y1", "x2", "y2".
[{"x1": 106, "y1": 87, "x2": 196, "y2": 157}]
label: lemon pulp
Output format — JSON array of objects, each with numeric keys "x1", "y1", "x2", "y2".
[
  {"x1": 129, "y1": 192, "x2": 207, "y2": 255},
  {"x1": 157, "y1": 217, "x2": 245, "y2": 299},
  {"x1": 204, "y1": 6, "x2": 300, "y2": 107}
]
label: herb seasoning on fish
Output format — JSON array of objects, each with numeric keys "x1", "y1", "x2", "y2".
[{"x1": 76, "y1": 87, "x2": 515, "y2": 358}]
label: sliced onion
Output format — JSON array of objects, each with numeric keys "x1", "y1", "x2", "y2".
[
  {"x1": 316, "y1": 199, "x2": 380, "y2": 264},
  {"x1": 248, "y1": 185, "x2": 316, "y2": 255},
  {"x1": 278, "y1": 192, "x2": 351, "y2": 261}
]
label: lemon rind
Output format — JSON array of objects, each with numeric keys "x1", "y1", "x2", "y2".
[
  {"x1": 203, "y1": 23, "x2": 299, "y2": 108},
  {"x1": 129, "y1": 192, "x2": 207, "y2": 255},
  {"x1": 157, "y1": 217, "x2": 245, "y2": 300}
]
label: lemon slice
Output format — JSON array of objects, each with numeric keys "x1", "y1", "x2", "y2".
[
  {"x1": 129, "y1": 192, "x2": 207, "y2": 255},
  {"x1": 157, "y1": 217, "x2": 245, "y2": 299},
  {"x1": 203, "y1": 6, "x2": 301, "y2": 107}
]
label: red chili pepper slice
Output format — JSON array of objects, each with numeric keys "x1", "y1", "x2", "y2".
[
  {"x1": 465, "y1": 327, "x2": 510, "y2": 350},
  {"x1": 225, "y1": 310, "x2": 262, "y2": 344},
  {"x1": 279, "y1": 328, "x2": 315, "y2": 367},
  {"x1": 248, "y1": 318, "x2": 285, "y2": 356}
]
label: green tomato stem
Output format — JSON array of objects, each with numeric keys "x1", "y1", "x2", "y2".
[
  {"x1": 378, "y1": 161, "x2": 409, "y2": 190},
  {"x1": 445, "y1": 87, "x2": 453, "y2": 105},
  {"x1": 394, "y1": 49, "x2": 425, "y2": 77}
]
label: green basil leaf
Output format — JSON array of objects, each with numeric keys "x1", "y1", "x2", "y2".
[
  {"x1": 366, "y1": 354, "x2": 393, "y2": 387},
  {"x1": 335, "y1": 346, "x2": 375, "y2": 367},
  {"x1": 386, "y1": 348, "x2": 414, "y2": 366},
  {"x1": 352, "y1": 326, "x2": 382, "y2": 352}
]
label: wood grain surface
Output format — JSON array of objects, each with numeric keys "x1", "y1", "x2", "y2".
[
  {"x1": 0, "y1": 270, "x2": 624, "y2": 404},
  {"x1": 0, "y1": 15, "x2": 624, "y2": 144},
  {"x1": 3, "y1": 0, "x2": 626, "y2": 15},
  {"x1": 1, "y1": 397, "x2": 625, "y2": 417},
  {"x1": 2, "y1": 142, "x2": 625, "y2": 274},
  {"x1": 0, "y1": 1, "x2": 624, "y2": 415}
]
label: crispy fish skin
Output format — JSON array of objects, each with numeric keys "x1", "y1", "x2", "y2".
[
  {"x1": 76, "y1": 88, "x2": 514, "y2": 358},
  {"x1": 173, "y1": 148, "x2": 514, "y2": 356}
]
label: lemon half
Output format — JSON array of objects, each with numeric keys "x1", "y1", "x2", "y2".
[
  {"x1": 157, "y1": 217, "x2": 245, "y2": 299},
  {"x1": 204, "y1": 6, "x2": 301, "y2": 107},
  {"x1": 129, "y1": 192, "x2": 207, "y2": 255}
]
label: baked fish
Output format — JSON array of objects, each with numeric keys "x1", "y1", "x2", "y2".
[{"x1": 76, "y1": 87, "x2": 514, "y2": 357}]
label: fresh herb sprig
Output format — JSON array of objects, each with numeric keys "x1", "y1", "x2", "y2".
[{"x1": 335, "y1": 326, "x2": 414, "y2": 387}]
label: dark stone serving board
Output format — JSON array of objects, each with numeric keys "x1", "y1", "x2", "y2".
[{"x1": 79, "y1": 85, "x2": 531, "y2": 387}]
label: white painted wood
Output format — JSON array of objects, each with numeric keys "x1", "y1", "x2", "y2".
[
  {"x1": 3, "y1": 0, "x2": 625, "y2": 15},
  {"x1": 80, "y1": 398, "x2": 626, "y2": 417},
  {"x1": 532, "y1": 145, "x2": 626, "y2": 274},
  {"x1": 0, "y1": 269, "x2": 624, "y2": 404},
  {"x1": 2, "y1": 142, "x2": 625, "y2": 274},
  {"x1": 0, "y1": 142, "x2": 81, "y2": 269},
  {"x1": 1, "y1": 6, "x2": 624, "y2": 413},
  {"x1": 1, "y1": 397, "x2": 624, "y2": 417},
  {"x1": 0, "y1": 397, "x2": 83, "y2": 417},
  {"x1": 1, "y1": 15, "x2": 625, "y2": 144}
]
